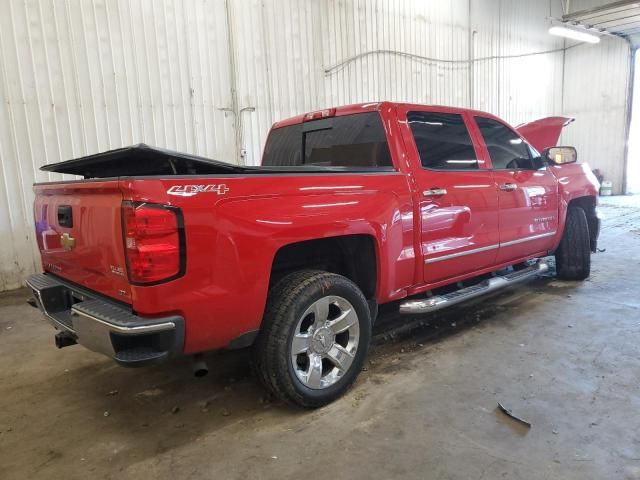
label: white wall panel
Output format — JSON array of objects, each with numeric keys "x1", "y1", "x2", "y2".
[
  {"x1": 0, "y1": 0, "x2": 236, "y2": 290},
  {"x1": 561, "y1": 36, "x2": 631, "y2": 194},
  {"x1": 234, "y1": 0, "x2": 568, "y2": 166},
  {"x1": 561, "y1": 0, "x2": 633, "y2": 194},
  {"x1": 0, "y1": 0, "x2": 631, "y2": 290}
]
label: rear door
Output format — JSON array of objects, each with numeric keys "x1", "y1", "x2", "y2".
[
  {"x1": 472, "y1": 115, "x2": 559, "y2": 264},
  {"x1": 397, "y1": 106, "x2": 500, "y2": 285}
]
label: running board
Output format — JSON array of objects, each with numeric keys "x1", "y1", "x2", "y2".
[{"x1": 399, "y1": 260, "x2": 549, "y2": 314}]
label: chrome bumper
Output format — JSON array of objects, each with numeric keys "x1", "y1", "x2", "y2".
[{"x1": 26, "y1": 273, "x2": 184, "y2": 367}]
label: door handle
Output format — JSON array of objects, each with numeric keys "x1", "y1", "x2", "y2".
[
  {"x1": 499, "y1": 183, "x2": 517, "y2": 191},
  {"x1": 423, "y1": 188, "x2": 447, "y2": 197}
]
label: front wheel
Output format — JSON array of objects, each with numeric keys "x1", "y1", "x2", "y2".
[
  {"x1": 555, "y1": 206, "x2": 591, "y2": 280},
  {"x1": 252, "y1": 270, "x2": 371, "y2": 407}
]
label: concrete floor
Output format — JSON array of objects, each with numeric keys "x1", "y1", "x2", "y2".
[{"x1": 1, "y1": 197, "x2": 640, "y2": 480}]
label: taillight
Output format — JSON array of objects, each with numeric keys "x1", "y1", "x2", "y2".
[{"x1": 122, "y1": 202, "x2": 184, "y2": 284}]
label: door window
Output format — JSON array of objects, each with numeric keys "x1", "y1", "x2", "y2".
[
  {"x1": 475, "y1": 116, "x2": 538, "y2": 170},
  {"x1": 407, "y1": 112, "x2": 479, "y2": 170}
]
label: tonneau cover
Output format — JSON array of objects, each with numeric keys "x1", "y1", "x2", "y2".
[
  {"x1": 39, "y1": 144, "x2": 247, "y2": 178},
  {"x1": 40, "y1": 143, "x2": 390, "y2": 179}
]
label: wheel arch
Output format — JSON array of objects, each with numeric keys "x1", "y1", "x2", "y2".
[
  {"x1": 564, "y1": 195, "x2": 599, "y2": 252},
  {"x1": 269, "y1": 234, "x2": 379, "y2": 302}
]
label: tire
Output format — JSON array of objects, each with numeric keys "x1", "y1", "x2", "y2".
[
  {"x1": 252, "y1": 270, "x2": 371, "y2": 408},
  {"x1": 555, "y1": 206, "x2": 591, "y2": 280}
]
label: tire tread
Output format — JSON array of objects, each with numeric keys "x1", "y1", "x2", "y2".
[
  {"x1": 555, "y1": 206, "x2": 591, "y2": 280},
  {"x1": 252, "y1": 270, "x2": 370, "y2": 407}
]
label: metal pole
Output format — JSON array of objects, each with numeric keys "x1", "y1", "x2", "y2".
[
  {"x1": 622, "y1": 39, "x2": 635, "y2": 194},
  {"x1": 224, "y1": 0, "x2": 244, "y2": 165}
]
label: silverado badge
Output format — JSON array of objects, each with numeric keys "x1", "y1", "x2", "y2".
[{"x1": 60, "y1": 233, "x2": 75, "y2": 251}]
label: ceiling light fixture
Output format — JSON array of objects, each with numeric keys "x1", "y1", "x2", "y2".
[{"x1": 549, "y1": 25, "x2": 601, "y2": 44}]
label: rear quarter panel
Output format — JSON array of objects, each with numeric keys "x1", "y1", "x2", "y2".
[{"x1": 120, "y1": 173, "x2": 414, "y2": 354}]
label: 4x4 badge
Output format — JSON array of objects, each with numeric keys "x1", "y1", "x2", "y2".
[{"x1": 167, "y1": 184, "x2": 229, "y2": 197}]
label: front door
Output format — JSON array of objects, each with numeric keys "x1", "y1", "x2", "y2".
[
  {"x1": 398, "y1": 107, "x2": 500, "y2": 285},
  {"x1": 472, "y1": 115, "x2": 559, "y2": 264}
]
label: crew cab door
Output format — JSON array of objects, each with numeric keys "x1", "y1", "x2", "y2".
[
  {"x1": 397, "y1": 106, "x2": 500, "y2": 285},
  {"x1": 472, "y1": 115, "x2": 559, "y2": 264}
]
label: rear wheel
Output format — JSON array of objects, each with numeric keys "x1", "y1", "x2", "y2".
[
  {"x1": 252, "y1": 270, "x2": 371, "y2": 407},
  {"x1": 555, "y1": 206, "x2": 591, "y2": 280}
]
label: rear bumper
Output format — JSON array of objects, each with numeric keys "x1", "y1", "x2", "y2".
[{"x1": 26, "y1": 273, "x2": 184, "y2": 367}]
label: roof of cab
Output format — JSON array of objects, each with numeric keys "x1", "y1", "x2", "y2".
[{"x1": 271, "y1": 101, "x2": 499, "y2": 129}]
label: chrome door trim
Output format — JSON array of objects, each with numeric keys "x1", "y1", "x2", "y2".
[
  {"x1": 424, "y1": 243, "x2": 499, "y2": 264},
  {"x1": 499, "y1": 231, "x2": 557, "y2": 247},
  {"x1": 423, "y1": 231, "x2": 557, "y2": 264}
]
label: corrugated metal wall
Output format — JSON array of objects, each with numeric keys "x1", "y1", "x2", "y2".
[
  {"x1": 560, "y1": 0, "x2": 633, "y2": 194},
  {"x1": 232, "y1": 0, "x2": 567, "y2": 166},
  {"x1": 561, "y1": 36, "x2": 631, "y2": 194},
  {"x1": 0, "y1": 0, "x2": 238, "y2": 290},
  {"x1": 0, "y1": 0, "x2": 630, "y2": 290}
]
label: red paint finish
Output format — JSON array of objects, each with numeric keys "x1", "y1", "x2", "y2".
[
  {"x1": 118, "y1": 173, "x2": 415, "y2": 353},
  {"x1": 32, "y1": 102, "x2": 599, "y2": 356},
  {"x1": 395, "y1": 105, "x2": 500, "y2": 284},
  {"x1": 33, "y1": 181, "x2": 131, "y2": 302},
  {"x1": 491, "y1": 169, "x2": 559, "y2": 263},
  {"x1": 472, "y1": 114, "x2": 560, "y2": 264}
]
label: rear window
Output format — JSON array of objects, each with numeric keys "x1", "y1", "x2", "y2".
[{"x1": 262, "y1": 112, "x2": 393, "y2": 168}]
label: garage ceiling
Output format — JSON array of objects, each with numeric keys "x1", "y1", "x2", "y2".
[{"x1": 563, "y1": 0, "x2": 640, "y2": 46}]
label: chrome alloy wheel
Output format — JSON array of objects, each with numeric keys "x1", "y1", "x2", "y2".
[{"x1": 290, "y1": 295, "x2": 360, "y2": 390}]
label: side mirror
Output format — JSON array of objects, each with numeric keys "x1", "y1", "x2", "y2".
[{"x1": 542, "y1": 146, "x2": 577, "y2": 165}]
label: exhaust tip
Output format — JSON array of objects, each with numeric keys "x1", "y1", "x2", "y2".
[{"x1": 192, "y1": 355, "x2": 209, "y2": 378}]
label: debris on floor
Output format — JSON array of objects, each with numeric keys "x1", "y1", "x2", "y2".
[{"x1": 497, "y1": 402, "x2": 532, "y2": 429}]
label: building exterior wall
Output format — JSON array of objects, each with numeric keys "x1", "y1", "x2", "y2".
[{"x1": 0, "y1": 0, "x2": 629, "y2": 290}]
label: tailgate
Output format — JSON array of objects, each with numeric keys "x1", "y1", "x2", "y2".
[{"x1": 33, "y1": 180, "x2": 131, "y2": 303}]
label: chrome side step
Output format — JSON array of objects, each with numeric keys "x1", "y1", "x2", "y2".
[{"x1": 399, "y1": 260, "x2": 549, "y2": 314}]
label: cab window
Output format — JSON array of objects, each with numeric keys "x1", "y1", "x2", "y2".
[
  {"x1": 475, "y1": 116, "x2": 538, "y2": 170},
  {"x1": 262, "y1": 112, "x2": 393, "y2": 168},
  {"x1": 407, "y1": 111, "x2": 479, "y2": 170}
]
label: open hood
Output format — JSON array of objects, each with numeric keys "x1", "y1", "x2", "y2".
[{"x1": 515, "y1": 116, "x2": 575, "y2": 152}]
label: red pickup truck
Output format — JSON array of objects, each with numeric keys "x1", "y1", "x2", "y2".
[{"x1": 27, "y1": 102, "x2": 600, "y2": 407}]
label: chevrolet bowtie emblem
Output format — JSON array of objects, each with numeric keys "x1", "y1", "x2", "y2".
[{"x1": 60, "y1": 233, "x2": 76, "y2": 251}]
